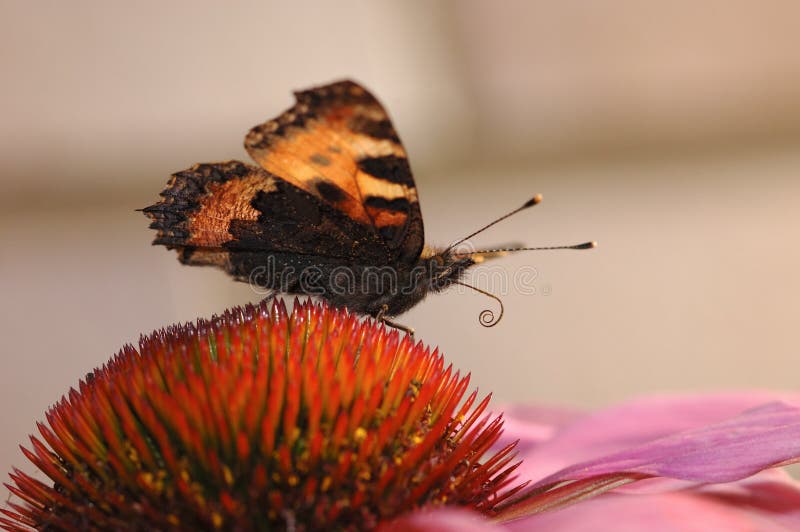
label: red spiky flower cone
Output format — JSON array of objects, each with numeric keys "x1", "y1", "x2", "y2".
[{"x1": 1, "y1": 299, "x2": 523, "y2": 531}]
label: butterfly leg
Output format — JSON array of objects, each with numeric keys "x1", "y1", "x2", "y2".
[
  {"x1": 374, "y1": 304, "x2": 415, "y2": 337},
  {"x1": 259, "y1": 291, "x2": 277, "y2": 306}
]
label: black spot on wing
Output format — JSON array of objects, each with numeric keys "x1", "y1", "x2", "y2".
[
  {"x1": 314, "y1": 180, "x2": 348, "y2": 203},
  {"x1": 251, "y1": 183, "x2": 322, "y2": 226},
  {"x1": 310, "y1": 153, "x2": 331, "y2": 166},
  {"x1": 349, "y1": 115, "x2": 401, "y2": 143},
  {"x1": 357, "y1": 155, "x2": 414, "y2": 187},
  {"x1": 364, "y1": 196, "x2": 411, "y2": 212}
]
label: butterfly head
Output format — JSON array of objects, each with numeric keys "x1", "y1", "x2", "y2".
[{"x1": 424, "y1": 249, "x2": 477, "y2": 292}]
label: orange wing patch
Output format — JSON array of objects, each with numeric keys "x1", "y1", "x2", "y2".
[
  {"x1": 143, "y1": 161, "x2": 275, "y2": 249},
  {"x1": 186, "y1": 172, "x2": 275, "y2": 247}
]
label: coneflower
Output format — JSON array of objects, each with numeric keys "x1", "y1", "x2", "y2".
[
  {"x1": 6, "y1": 299, "x2": 800, "y2": 531},
  {"x1": 1, "y1": 299, "x2": 522, "y2": 531}
]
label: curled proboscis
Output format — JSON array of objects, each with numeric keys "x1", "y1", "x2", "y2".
[
  {"x1": 451, "y1": 281, "x2": 505, "y2": 328},
  {"x1": 478, "y1": 307, "x2": 502, "y2": 327}
]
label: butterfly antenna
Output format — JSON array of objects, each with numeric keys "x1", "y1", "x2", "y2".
[
  {"x1": 445, "y1": 194, "x2": 543, "y2": 253},
  {"x1": 466, "y1": 241, "x2": 597, "y2": 254},
  {"x1": 452, "y1": 281, "x2": 504, "y2": 327}
]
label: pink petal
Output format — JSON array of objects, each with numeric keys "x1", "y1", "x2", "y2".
[
  {"x1": 382, "y1": 472, "x2": 800, "y2": 531},
  {"x1": 386, "y1": 395, "x2": 800, "y2": 531},
  {"x1": 504, "y1": 391, "x2": 800, "y2": 483},
  {"x1": 377, "y1": 508, "x2": 502, "y2": 532},
  {"x1": 509, "y1": 473, "x2": 800, "y2": 532},
  {"x1": 495, "y1": 404, "x2": 583, "y2": 454},
  {"x1": 533, "y1": 401, "x2": 800, "y2": 487}
]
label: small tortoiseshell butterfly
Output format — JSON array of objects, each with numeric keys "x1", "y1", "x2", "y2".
[{"x1": 144, "y1": 80, "x2": 594, "y2": 334}]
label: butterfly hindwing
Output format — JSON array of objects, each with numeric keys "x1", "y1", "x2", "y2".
[
  {"x1": 244, "y1": 80, "x2": 424, "y2": 264},
  {"x1": 143, "y1": 160, "x2": 391, "y2": 266}
]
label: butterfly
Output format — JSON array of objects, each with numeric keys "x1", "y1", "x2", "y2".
[{"x1": 143, "y1": 80, "x2": 594, "y2": 334}]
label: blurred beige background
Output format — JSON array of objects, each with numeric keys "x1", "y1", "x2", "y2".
[{"x1": 2, "y1": 0, "x2": 800, "y2": 502}]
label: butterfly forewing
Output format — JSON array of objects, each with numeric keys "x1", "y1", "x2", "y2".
[{"x1": 244, "y1": 80, "x2": 424, "y2": 264}]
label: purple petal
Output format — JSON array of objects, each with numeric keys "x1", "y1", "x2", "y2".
[{"x1": 534, "y1": 401, "x2": 800, "y2": 487}]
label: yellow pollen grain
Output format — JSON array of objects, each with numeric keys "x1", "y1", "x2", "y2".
[
  {"x1": 353, "y1": 427, "x2": 367, "y2": 443},
  {"x1": 125, "y1": 442, "x2": 139, "y2": 465},
  {"x1": 167, "y1": 515, "x2": 180, "y2": 526},
  {"x1": 142, "y1": 472, "x2": 165, "y2": 494},
  {"x1": 321, "y1": 476, "x2": 332, "y2": 492},
  {"x1": 291, "y1": 427, "x2": 301, "y2": 443},
  {"x1": 212, "y1": 512, "x2": 223, "y2": 529},
  {"x1": 223, "y1": 466, "x2": 234, "y2": 486},
  {"x1": 288, "y1": 474, "x2": 299, "y2": 487}
]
